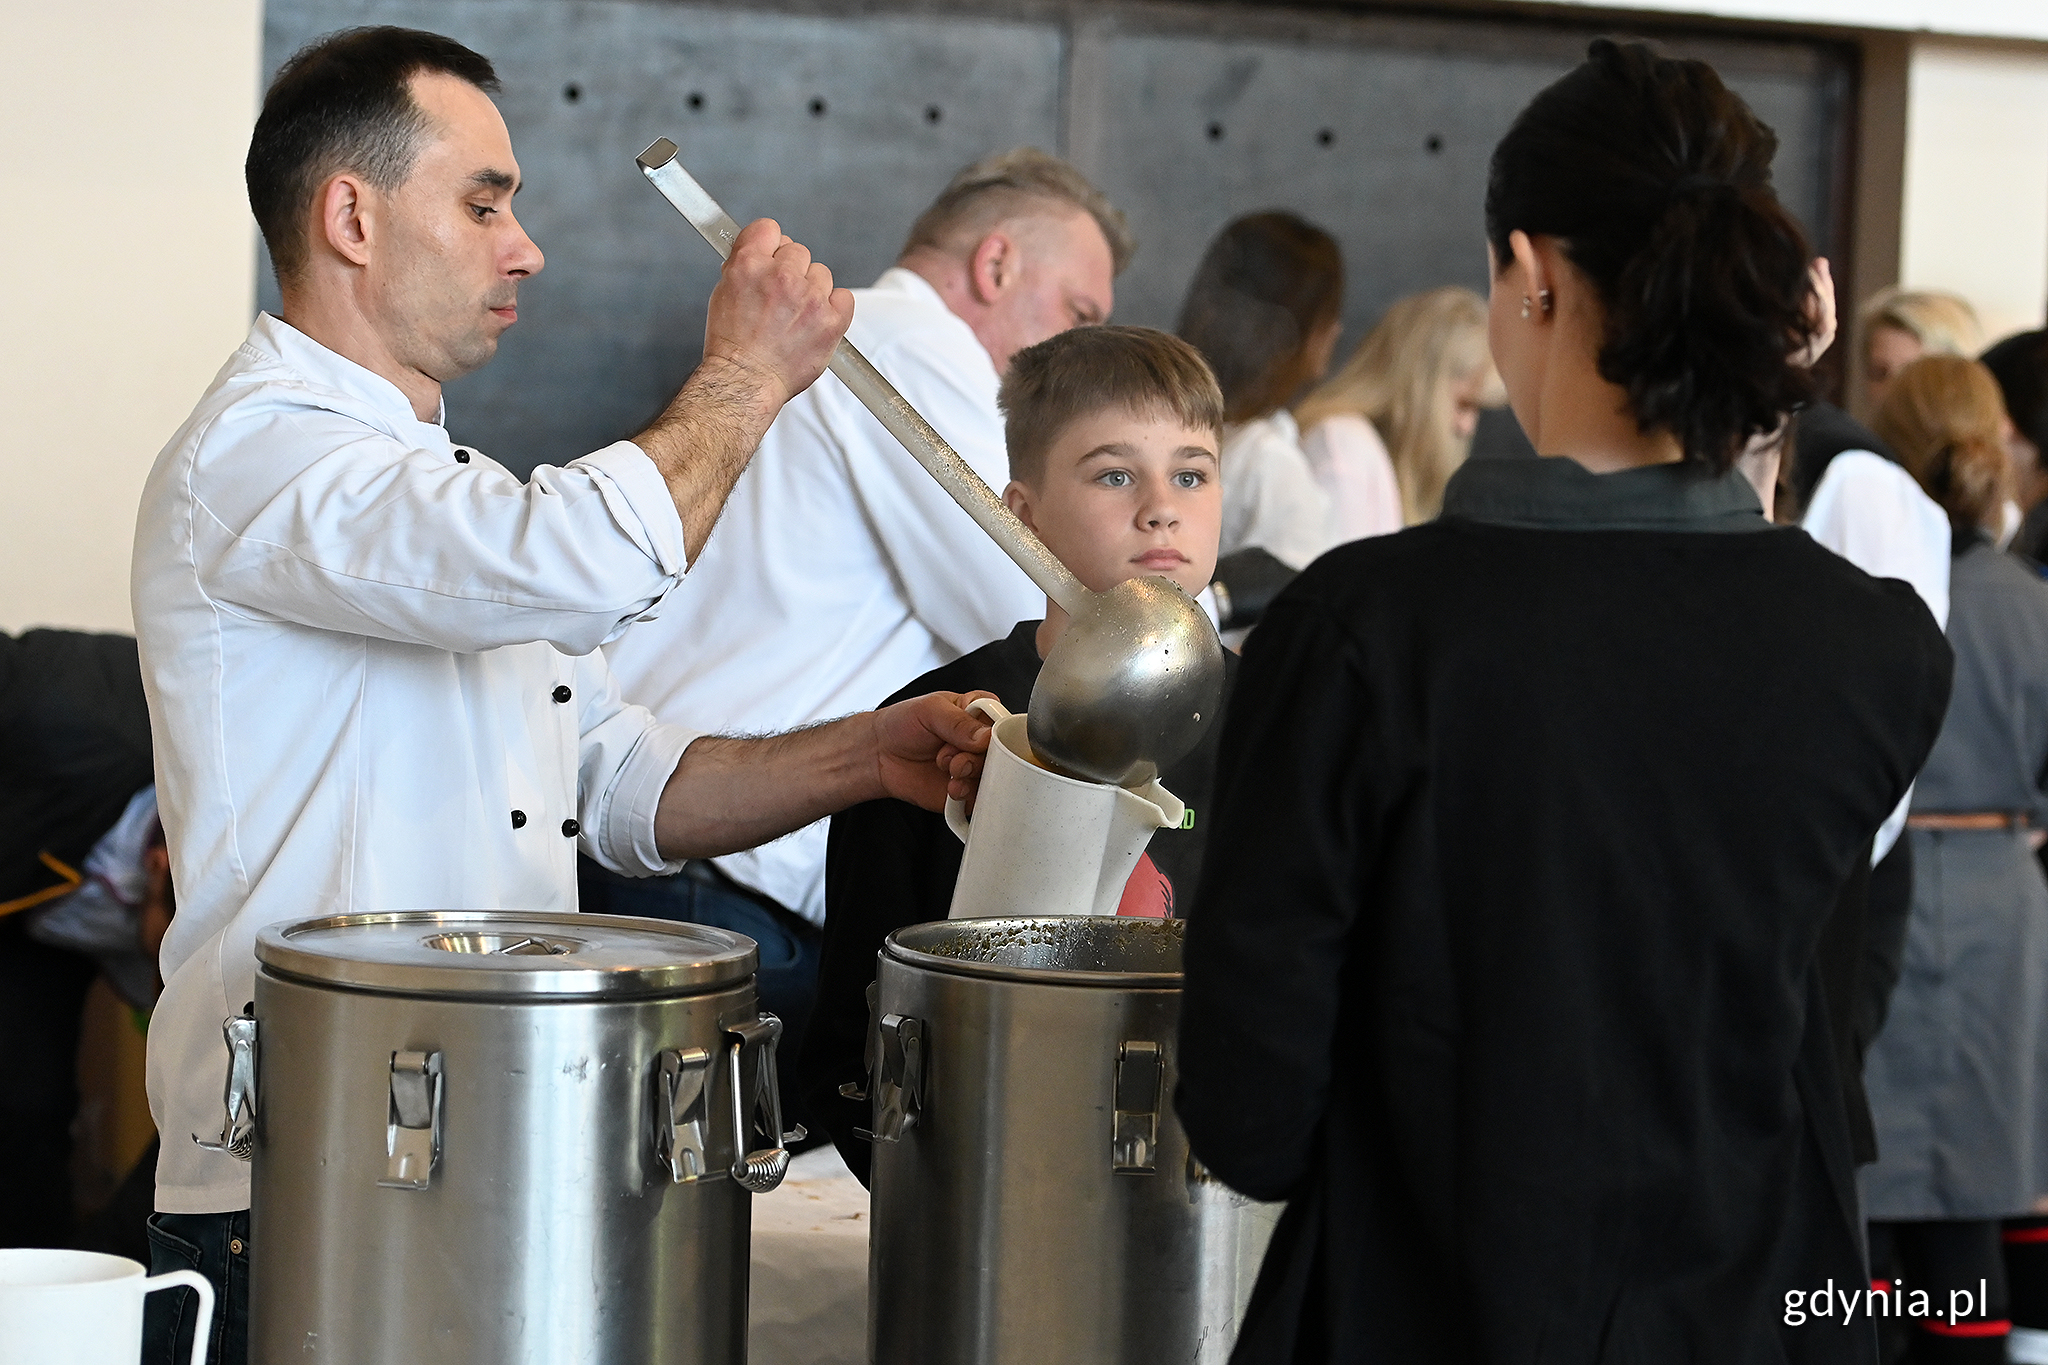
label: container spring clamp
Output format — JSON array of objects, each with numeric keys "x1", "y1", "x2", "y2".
[
  {"x1": 655, "y1": 1046, "x2": 716, "y2": 1183},
  {"x1": 856, "y1": 1012, "x2": 924, "y2": 1145},
  {"x1": 727, "y1": 1013, "x2": 805, "y2": 1193},
  {"x1": 192, "y1": 1010, "x2": 259, "y2": 1161},
  {"x1": 378, "y1": 1050, "x2": 444, "y2": 1190},
  {"x1": 1113, "y1": 1041, "x2": 1162, "y2": 1173}
]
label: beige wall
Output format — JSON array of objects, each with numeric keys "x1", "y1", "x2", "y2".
[
  {"x1": 0, "y1": 1, "x2": 262, "y2": 635},
  {"x1": 1895, "y1": 38, "x2": 2048, "y2": 346}
]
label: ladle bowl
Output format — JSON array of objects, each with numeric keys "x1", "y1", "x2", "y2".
[
  {"x1": 1029, "y1": 574, "x2": 1224, "y2": 785},
  {"x1": 637, "y1": 138, "x2": 1227, "y2": 786}
]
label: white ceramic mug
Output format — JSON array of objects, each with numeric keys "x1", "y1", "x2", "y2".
[
  {"x1": 0, "y1": 1247, "x2": 213, "y2": 1365},
  {"x1": 944, "y1": 698, "x2": 1183, "y2": 919}
]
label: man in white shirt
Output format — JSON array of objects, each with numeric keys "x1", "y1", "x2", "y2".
[
  {"x1": 597, "y1": 150, "x2": 1134, "y2": 1025},
  {"x1": 131, "y1": 30, "x2": 991, "y2": 1365}
]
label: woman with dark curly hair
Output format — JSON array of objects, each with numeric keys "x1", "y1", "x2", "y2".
[{"x1": 1176, "y1": 39, "x2": 1954, "y2": 1364}]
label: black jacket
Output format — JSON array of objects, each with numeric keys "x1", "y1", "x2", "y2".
[{"x1": 1178, "y1": 460, "x2": 1952, "y2": 1364}]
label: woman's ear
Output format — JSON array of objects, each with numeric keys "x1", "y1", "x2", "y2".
[
  {"x1": 1510, "y1": 230, "x2": 1555, "y2": 322},
  {"x1": 1002, "y1": 480, "x2": 1039, "y2": 535}
]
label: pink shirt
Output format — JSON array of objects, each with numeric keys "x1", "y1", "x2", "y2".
[{"x1": 1300, "y1": 413, "x2": 1404, "y2": 541}]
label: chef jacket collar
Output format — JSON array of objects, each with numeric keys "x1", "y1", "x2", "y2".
[
  {"x1": 1440, "y1": 455, "x2": 1771, "y2": 533},
  {"x1": 250, "y1": 312, "x2": 448, "y2": 434}
]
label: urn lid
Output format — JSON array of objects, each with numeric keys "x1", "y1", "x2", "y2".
[
  {"x1": 256, "y1": 911, "x2": 756, "y2": 1000},
  {"x1": 885, "y1": 915, "x2": 1183, "y2": 987}
]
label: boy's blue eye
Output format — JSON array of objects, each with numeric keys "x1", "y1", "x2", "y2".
[
  {"x1": 1173, "y1": 470, "x2": 1205, "y2": 488},
  {"x1": 1098, "y1": 470, "x2": 1133, "y2": 488}
]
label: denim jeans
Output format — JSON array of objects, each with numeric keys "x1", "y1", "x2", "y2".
[
  {"x1": 143, "y1": 1209, "x2": 249, "y2": 1365},
  {"x1": 578, "y1": 856, "x2": 822, "y2": 1137}
]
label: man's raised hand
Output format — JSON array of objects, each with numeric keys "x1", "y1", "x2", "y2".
[{"x1": 700, "y1": 218, "x2": 855, "y2": 410}]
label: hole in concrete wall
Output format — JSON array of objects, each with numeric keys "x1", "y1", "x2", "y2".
[
  {"x1": 925, "y1": 104, "x2": 942, "y2": 124},
  {"x1": 1425, "y1": 133, "x2": 1444, "y2": 154},
  {"x1": 1317, "y1": 128, "x2": 1334, "y2": 146},
  {"x1": 686, "y1": 91, "x2": 704, "y2": 111},
  {"x1": 1206, "y1": 122, "x2": 1224, "y2": 142},
  {"x1": 562, "y1": 82, "x2": 582, "y2": 104},
  {"x1": 809, "y1": 97, "x2": 828, "y2": 117}
]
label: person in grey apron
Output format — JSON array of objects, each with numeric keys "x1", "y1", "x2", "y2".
[{"x1": 1861, "y1": 353, "x2": 2048, "y2": 1365}]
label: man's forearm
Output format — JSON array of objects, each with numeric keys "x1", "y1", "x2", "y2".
[
  {"x1": 653, "y1": 715, "x2": 881, "y2": 860},
  {"x1": 634, "y1": 357, "x2": 786, "y2": 564}
]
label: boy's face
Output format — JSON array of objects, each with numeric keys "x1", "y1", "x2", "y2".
[{"x1": 1003, "y1": 407, "x2": 1221, "y2": 600}]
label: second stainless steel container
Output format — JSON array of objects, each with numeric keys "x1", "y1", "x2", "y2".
[
  {"x1": 238, "y1": 911, "x2": 800, "y2": 1365},
  {"x1": 863, "y1": 916, "x2": 1279, "y2": 1364}
]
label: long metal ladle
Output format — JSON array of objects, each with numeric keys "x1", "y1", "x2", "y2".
[{"x1": 637, "y1": 138, "x2": 1223, "y2": 786}]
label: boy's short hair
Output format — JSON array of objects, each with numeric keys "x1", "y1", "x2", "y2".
[{"x1": 999, "y1": 326, "x2": 1224, "y2": 485}]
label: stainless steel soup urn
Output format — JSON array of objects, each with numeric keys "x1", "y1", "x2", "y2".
[
  {"x1": 861, "y1": 916, "x2": 1280, "y2": 1364},
  {"x1": 232, "y1": 911, "x2": 799, "y2": 1365}
]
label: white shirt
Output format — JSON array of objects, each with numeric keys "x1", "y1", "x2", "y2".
[
  {"x1": 1800, "y1": 449, "x2": 1952, "y2": 863},
  {"x1": 1218, "y1": 410, "x2": 1339, "y2": 570},
  {"x1": 604, "y1": 268, "x2": 1042, "y2": 925},
  {"x1": 1299, "y1": 413, "x2": 1405, "y2": 541},
  {"x1": 133, "y1": 313, "x2": 699, "y2": 1213}
]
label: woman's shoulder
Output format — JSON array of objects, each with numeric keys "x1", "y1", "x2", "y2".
[{"x1": 1294, "y1": 517, "x2": 1933, "y2": 619}]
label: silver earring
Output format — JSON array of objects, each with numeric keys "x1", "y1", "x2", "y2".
[
  {"x1": 1520, "y1": 296, "x2": 1532, "y2": 320},
  {"x1": 1539, "y1": 289, "x2": 1555, "y2": 314}
]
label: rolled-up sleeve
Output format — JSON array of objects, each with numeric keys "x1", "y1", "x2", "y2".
[
  {"x1": 571, "y1": 650, "x2": 700, "y2": 877},
  {"x1": 191, "y1": 403, "x2": 687, "y2": 657}
]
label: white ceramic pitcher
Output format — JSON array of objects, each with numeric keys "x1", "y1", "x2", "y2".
[
  {"x1": 0, "y1": 1247, "x2": 212, "y2": 1365},
  {"x1": 944, "y1": 698, "x2": 1184, "y2": 919}
]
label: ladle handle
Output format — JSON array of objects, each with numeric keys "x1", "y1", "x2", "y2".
[{"x1": 637, "y1": 138, "x2": 1088, "y2": 615}]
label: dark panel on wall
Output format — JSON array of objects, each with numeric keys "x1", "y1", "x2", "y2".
[
  {"x1": 260, "y1": 1, "x2": 1064, "y2": 472},
  {"x1": 1071, "y1": 7, "x2": 1847, "y2": 351},
  {"x1": 260, "y1": 0, "x2": 1852, "y2": 476}
]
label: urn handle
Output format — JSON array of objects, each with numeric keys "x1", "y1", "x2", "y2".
[
  {"x1": 856, "y1": 1012, "x2": 925, "y2": 1145},
  {"x1": 378, "y1": 1050, "x2": 444, "y2": 1190},
  {"x1": 655, "y1": 1046, "x2": 716, "y2": 1183},
  {"x1": 1112, "y1": 1041, "x2": 1162, "y2": 1174}
]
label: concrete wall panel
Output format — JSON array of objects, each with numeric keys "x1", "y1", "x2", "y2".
[{"x1": 260, "y1": 0, "x2": 1851, "y2": 474}]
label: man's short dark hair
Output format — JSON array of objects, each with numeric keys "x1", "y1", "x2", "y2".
[{"x1": 247, "y1": 27, "x2": 499, "y2": 282}]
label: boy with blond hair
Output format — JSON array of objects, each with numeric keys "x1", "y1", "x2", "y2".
[{"x1": 796, "y1": 324, "x2": 1236, "y2": 1180}]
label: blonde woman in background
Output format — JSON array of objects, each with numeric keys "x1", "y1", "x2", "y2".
[
  {"x1": 1860, "y1": 355, "x2": 2048, "y2": 1365},
  {"x1": 1863, "y1": 287, "x2": 1983, "y2": 410},
  {"x1": 1295, "y1": 286, "x2": 1505, "y2": 538}
]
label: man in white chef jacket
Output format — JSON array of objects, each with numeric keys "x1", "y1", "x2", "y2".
[
  {"x1": 598, "y1": 149, "x2": 1134, "y2": 1022},
  {"x1": 129, "y1": 29, "x2": 991, "y2": 1364}
]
